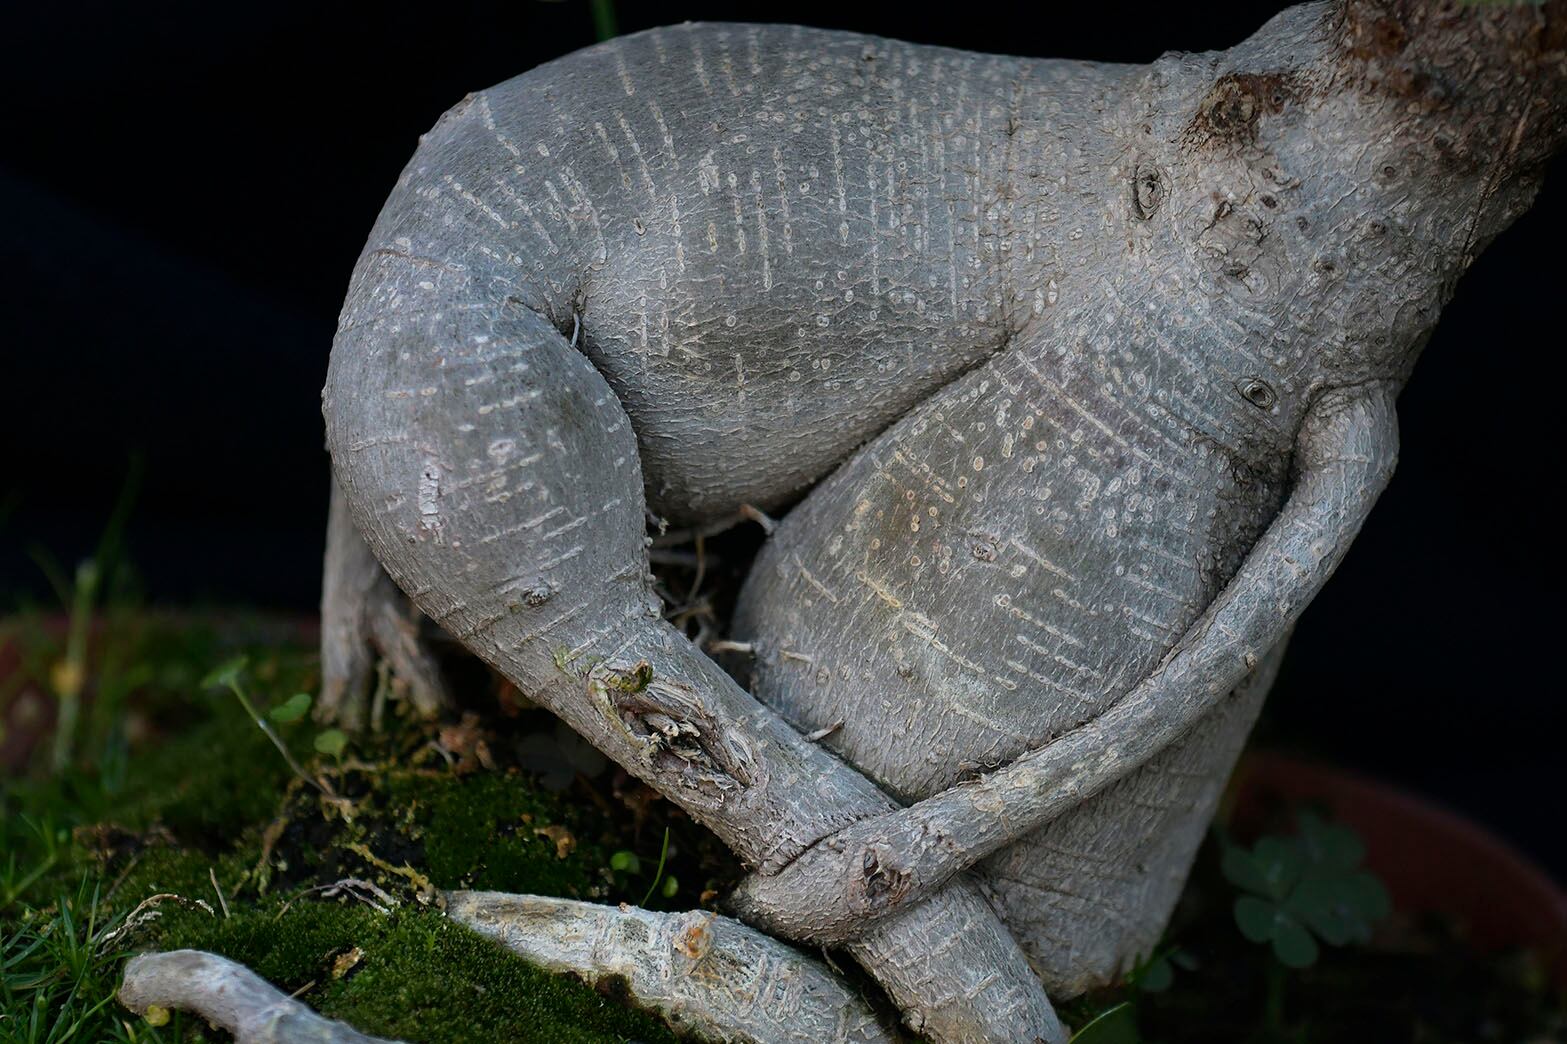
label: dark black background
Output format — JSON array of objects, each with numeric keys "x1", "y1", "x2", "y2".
[{"x1": 4, "y1": 2, "x2": 1561, "y2": 876}]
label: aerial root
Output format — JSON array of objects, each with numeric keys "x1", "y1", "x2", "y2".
[
  {"x1": 365, "y1": 583, "x2": 451, "y2": 718},
  {"x1": 118, "y1": 949, "x2": 403, "y2": 1043},
  {"x1": 445, "y1": 890, "x2": 900, "y2": 1043},
  {"x1": 319, "y1": 478, "x2": 451, "y2": 730}
]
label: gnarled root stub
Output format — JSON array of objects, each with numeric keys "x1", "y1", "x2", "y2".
[
  {"x1": 446, "y1": 890, "x2": 901, "y2": 1043},
  {"x1": 118, "y1": 949, "x2": 404, "y2": 1044}
]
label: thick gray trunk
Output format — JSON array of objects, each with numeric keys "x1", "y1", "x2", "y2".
[
  {"x1": 730, "y1": 386, "x2": 1398, "y2": 953},
  {"x1": 325, "y1": 276, "x2": 1061, "y2": 1039},
  {"x1": 308, "y1": 0, "x2": 1566, "y2": 1038}
]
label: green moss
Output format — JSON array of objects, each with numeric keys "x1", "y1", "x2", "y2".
[
  {"x1": 95, "y1": 771, "x2": 680, "y2": 1043},
  {"x1": 154, "y1": 904, "x2": 676, "y2": 1044},
  {"x1": 0, "y1": 616, "x2": 698, "y2": 1043},
  {"x1": 117, "y1": 713, "x2": 296, "y2": 847},
  {"x1": 384, "y1": 772, "x2": 607, "y2": 897}
]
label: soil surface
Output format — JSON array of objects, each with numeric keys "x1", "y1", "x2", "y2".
[{"x1": 2, "y1": 608, "x2": 1561, "y2": 1042}]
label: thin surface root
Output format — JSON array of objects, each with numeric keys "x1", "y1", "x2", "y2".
[
  {"x1": 445, "y1": 890, "x2": 900, "y2": 1044},
  {"x1": 118, "y1": 949, "x2": 404, "y2": 1043}
]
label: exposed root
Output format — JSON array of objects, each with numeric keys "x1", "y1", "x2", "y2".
[
  {"x1": 275, "y1": 878, "x2": 399, "y2": 919},
  {"x1": 738, "y1": 504, "x2": 777, "y2": 534},
  {"x1": 118, "y1": 949, "x2": 403, "y2": 1043},
  {"x1": 319, "y1": 478, "x2": 451, "y2": 730},
  {"x1": 445, "y1": 890, "x2": 899, "y2": 1043},
  {"x1": 97, "y1": 894, "x2": 214, "y2": 955}
]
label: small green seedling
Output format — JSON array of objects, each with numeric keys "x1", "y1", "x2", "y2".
[
  {"x1": 313, "y1": 728, "x2": 350, "y2": 758},
  {"x1": 1063, "y1": 945, "x2": 1195, "y2": 1043},
  {"x1": 268, "y1": 692, "x2": 313, "y2": 724},
  {"x1": 201, "y1": 657, "x2": 344, "y2": 796},
  {"x1": 1221, "y1": 811, "x2": 1391, "y2": 969},
  {"x1": 608, "y1": 828, "x2": 679, "y2": 907},
  {"x1": 30, "y1": 457, "x2": 142, "y2": 776},
  {"x1": 1067, "y1": 1001, "x2": 1139, "y2": 1044}
]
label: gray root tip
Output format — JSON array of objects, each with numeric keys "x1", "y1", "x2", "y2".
[
  {"x1": 119, "y1": 950, "x2": 403, "y2": 1044},
  {"x1": 445, "y1": 890, "x2": 900, "y2": 1044}
]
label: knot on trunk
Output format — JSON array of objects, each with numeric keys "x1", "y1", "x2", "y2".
[
  {"x1": 854, "y1": 845, "x2": 916, "y2": 912},
  {"x1": 595, "y1": 662, "x2": 758, "y2": 805},
  {"x1": 1131, "y1": 156, "x2": 1166, "y2": 219},
  {"x1": 1187, "y1": 72, "x2": 1301, "y2": 147}
]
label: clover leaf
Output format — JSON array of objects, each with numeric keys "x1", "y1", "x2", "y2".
[
  {"x1": 268, "y1": 692, "x2": 313, "y2": 724},
  {"x1": 1222, "y1": 813, "x2": 1389, "y2": 968},
  {"x1": 313, "y1": 728, "x2": 349, "y2": 757},
  {"x1": 199, "y1": 655, "x2": 249, "y2": 691}
]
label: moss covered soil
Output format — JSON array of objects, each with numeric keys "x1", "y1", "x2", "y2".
[
  {"x1": 2, "y1": 610, "x2": 1563, "y2": 1044},
  {"x1": 1, "y1": 613, "x2": 741, "y2": 1043}
]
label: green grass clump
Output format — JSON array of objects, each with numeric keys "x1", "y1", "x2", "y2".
[
  {"x1": 0, "y1": 615, "x2": 689, "y2": 1043},
  {"x1": 2, "y1": 875, "x2": 208, "y2": 1044}
]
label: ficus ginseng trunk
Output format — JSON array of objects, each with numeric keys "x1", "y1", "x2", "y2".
[{"x1": 227, "y1": 1, "x2": 1567, "y2": 1041}]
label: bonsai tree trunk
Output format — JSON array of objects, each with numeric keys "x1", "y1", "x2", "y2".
[{"x1": 134, "y1": 1, "x2": 1566, "y2": 1041}]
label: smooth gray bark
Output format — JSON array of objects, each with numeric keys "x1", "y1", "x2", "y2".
[
  {"x1": 447, "y1": 891, "x2": 900, "y2": 1043},
  {"x1": 730, "y1": 385, "x2": 1398, "y2": 944},
  {"x1": 119, "y1": 951, "x2": 403, "y2": 1044},
  {"x1": 312, "y1": 0, "x2": 1567, "y2": 1036}
]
